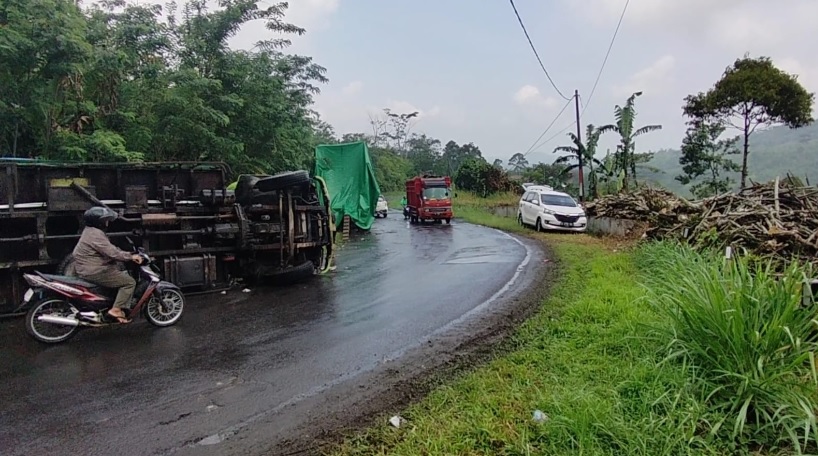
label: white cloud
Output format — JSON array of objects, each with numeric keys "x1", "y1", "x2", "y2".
[
  {"x1": 341, "y1": 81, "x2": 363, "y2": 96},
  {"x1": 513, "y1": 85, "x2": 558, "y2": 109},
  {"x1": 612, "y1": 55, "x2": 675, "y2": 98}
]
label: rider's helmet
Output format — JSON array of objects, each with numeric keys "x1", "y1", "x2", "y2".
[{"x1": 83, "y1": 206, "x2": 118, "y2": 230}]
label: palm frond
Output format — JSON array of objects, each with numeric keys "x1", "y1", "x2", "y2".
[{"x1": 634, "y1": 124, "x2": 662, "y2": 136}]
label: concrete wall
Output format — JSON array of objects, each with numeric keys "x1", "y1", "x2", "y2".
[
  {"x1": 586, "y1": 216, "x2": 644, "y2": 237},
  {"x1": 491, "y1": 205, "x2": 517, "y2": 218}
]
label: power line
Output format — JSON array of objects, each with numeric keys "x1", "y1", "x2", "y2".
[
  {"x1": 508, "y1": 0, "x2": 571, "y2": 101},
  {"x1": 581, "y1": 0, "x2": 630, "y2": 116},
  {"x1": 530, "y1": 122, "x2": 574, "y2": 155},
  {"x1": 523, "y1": 96, "x2": 574, "y2": 157}
]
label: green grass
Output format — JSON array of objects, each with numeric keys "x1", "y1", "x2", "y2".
[
  {"x1": 329, "y1": 191, "x2": 817, "y2": 455},
  {"x1": 333, "y1": 207, "x2": 721, "y2": 455},
  {"x1": 638, "y1": 242, "x2": 818, "y2": 452}
]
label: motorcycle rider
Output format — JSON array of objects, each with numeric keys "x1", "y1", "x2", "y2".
[{"x1": 73, "y1": 207, "x2": 143, "y2": 323}]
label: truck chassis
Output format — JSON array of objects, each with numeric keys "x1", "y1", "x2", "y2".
[{"x1": 0, "y1": 160, "x2": 334, "y2": 317}]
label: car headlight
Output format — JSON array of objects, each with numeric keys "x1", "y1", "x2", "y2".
[{"x1": 542, "y1": 208, "x2": 555, "y2": 215}]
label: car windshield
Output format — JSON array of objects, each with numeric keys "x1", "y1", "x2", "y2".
[
  {"x1": 423, "y1": 187, "x2": 450, "y2": 199},
  {"x1": 541, "y1": 194, "x2": 577, "y2": 207}
]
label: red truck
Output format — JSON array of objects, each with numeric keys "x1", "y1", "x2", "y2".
[{"x1": 405, "y1": 175, "x2": 454, "y2": 224}]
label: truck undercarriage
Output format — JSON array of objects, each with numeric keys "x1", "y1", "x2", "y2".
[{"x1": 0, "y1": 160, "x2": 335, "y2": 317}]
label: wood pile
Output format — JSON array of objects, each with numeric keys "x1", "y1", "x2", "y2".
[{"x1": 585, "y1": 180, "x2": 818, "y2": 267}]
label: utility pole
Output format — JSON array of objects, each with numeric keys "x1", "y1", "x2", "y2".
[{"x1": 574, "y1": 89, "x2": 584, "y2": 203}]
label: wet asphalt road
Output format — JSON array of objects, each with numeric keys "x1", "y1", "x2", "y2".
[{"x1": 0, "y1": 212, "x2": 530, "y2": 456}]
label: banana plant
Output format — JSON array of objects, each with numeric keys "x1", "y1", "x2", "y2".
[
  {"x1": 553, "y1": 124, "x2": 607, "y2": 199},
  {"x1": 599, "y1": 92, "x2": 662, "y2": 191}
]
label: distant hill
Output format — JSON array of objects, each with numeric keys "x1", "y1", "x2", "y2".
[{"x1": 637, "y1": 122, "x2": 818, "y2": 197}]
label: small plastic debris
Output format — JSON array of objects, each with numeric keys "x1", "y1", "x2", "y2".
[
  {"x1": 533, "y1": 410, "x2": 549, "y2": 423},
  {"x1": 206, "y1": 405, "x2": 218, "y2": 412},
  {"x1": 220, "y1": 291, "x2": 227, "y2": 295},
  {"x1": 389, "y1": 415, "x2": 404, "y2": 428},
  {"x1": 242, "y1": 288, "x2": 251, "y2": 293}
]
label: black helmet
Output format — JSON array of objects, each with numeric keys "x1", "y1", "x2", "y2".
[{"x1": 83, "y1": 206, "x2": 118, "y2": 229}]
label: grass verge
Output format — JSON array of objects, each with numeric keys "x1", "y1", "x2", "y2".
[
  {"x1": 332, "y1": 194, "x2": 717, "y2": 455},
  {"x1": 332, "y1": 191, "x2": 818, "y2": 455}
]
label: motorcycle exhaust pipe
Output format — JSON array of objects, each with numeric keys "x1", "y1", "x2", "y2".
[{"x1": 37, "y1": 314, "x2": 80, "y2": 327}]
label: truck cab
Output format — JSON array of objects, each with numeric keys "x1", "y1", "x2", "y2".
[{"x1": 405, "y1": 175, "x2": 453, "y2": 224}]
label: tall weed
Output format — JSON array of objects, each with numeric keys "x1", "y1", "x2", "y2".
[{"x1": 639, "y1": 242, "x2": 818, "y2": 452}]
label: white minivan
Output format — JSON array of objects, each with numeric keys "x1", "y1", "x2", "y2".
[{"x1": 517, "y1": 184, "x2": 587, "y2": 232}]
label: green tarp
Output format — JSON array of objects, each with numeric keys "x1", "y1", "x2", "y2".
[{"x1": 314, "y1": 141, "x2": 381, "y2": 231}]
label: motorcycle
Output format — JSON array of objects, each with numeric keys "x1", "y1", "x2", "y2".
[
  {"x1": 21, "y1": 239, "x2": 185, "y2": 344},
  {"x1": 403, "y1": 205, "x2": 411, "y2": 220}
]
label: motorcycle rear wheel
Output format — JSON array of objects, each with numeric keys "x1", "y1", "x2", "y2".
[
  {"x1": 145, "y1": 289, "x2": 185, "y2": 327},
  {"x1": 25, "y1": 299, "x2": 79, "y2": 344}
]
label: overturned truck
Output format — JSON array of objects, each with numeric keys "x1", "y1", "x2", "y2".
[{"x1": 0, "y1": 160, "x2": 335, "y2": 317}]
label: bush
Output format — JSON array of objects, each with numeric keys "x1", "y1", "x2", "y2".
[
  {"x1": 454, "y1": 158, "x2": 516, "y2": 196},
  {"x1": 638, "y1": 242, "x2": 818, "y2": 451}
]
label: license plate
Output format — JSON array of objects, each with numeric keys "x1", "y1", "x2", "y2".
[
  {"x1": 23, "y1": 288, "x2": 34, "y2": 303},
  {"x1": 560, "y1": 222, "x2": 574, "y2": 227}
]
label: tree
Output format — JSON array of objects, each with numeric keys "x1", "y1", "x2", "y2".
[
  {"x1": 437, "y1": 140, "x2": 483, "y2": 176},
  {"x1": 599, "y1": 92, "x2": 662, "y2": 191},
  {"x1": 492, "y1": 158, "x2": 504, "y2": 169},
  {"x1": 507, "y1": 152, "x2": 529, "y2": 173},
  {"x1": 522, "y1": 162, "x2": 572, "y2": 189},
  {"x1": 683, "y1": 56, "x2": 815, "y2": 188},
  {"x1": 405, "y1": 133, "x2": 441, "y2": 174},
  {"x1": 553, "y1": 124, "x2": 606, "y2": 199},
  {"x1": 455, "y1": 157, "x2": 514, "y2": 196},
  {"x1": 0, "y1": 0, "x2": 329, "y2": 174},
  {"x1": 676, "y1": 121, "x2": 740, "y2": 198},
  {"x1": 372, "y1": 108, "x2": 418, "y2": 153}
]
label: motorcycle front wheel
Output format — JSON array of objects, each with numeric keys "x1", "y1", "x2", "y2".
[
  {"x1": 25, "y1": 299, "x2": 79, "y2": 344},
  {"x1": 145, "y1": 289, "x2": 185, "y2": 327}
]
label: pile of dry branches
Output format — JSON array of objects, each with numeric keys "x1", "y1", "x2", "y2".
[{"x1": 585, "y1": 180, "x2": 818, "y2": 266}]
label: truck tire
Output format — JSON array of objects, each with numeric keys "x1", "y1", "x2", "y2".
[
  {"x1": 267, "y1": 260, "x2": 315, "y2": 285},
  {"x1": 254, "y1": 171, "x2": 310, "y2": 192},
  {"x1": 56, "y1": 254, "x2": 76, "y2": 276},
  {"x1": 236, "y1": 174, "x2": 262, "y2": 205}
]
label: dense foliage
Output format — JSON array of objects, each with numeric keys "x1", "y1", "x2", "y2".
[{"x1": 0, "y1": 0, "x2": 334, "y2": 175}]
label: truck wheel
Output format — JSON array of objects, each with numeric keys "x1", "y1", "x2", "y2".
[
  {"x1": 254, "y1": 171, "x2": 310, "y2": 192},
  {"x1": 445, "y1": 218, "x2": 451, "y2": 224},
  {"x1": 267, "y1": 260, "x2": 315, "y2": 285},
  {"x1": 56, "y1": 254, "x2": 76, "y2": 276},
  {"x1": 236, "y1": 174, "x2": 263, "y2": 205}
]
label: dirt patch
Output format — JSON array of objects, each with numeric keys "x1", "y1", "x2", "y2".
[{"x1": 261, "y1": 233, "x2": 557, "y2": 456}]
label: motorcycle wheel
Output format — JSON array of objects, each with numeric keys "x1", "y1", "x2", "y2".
[
  {"x1": 25, "y1": 298, "x2": 79, "y2": 344},
  {"x1": 144, "y1": 289, "x2": 185, "y2": 327}
]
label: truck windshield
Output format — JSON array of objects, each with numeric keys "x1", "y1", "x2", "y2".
[
  {"x1": 423, "y1": 187, "x2": 450, "y2": 199},
  {"x1": 541, "y1": 194, "x2": 577, "y2": 207}
]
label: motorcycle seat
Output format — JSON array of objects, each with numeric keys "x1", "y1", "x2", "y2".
[{"x1": 37, "y1": 273, "x2": 106, "y2": 291}]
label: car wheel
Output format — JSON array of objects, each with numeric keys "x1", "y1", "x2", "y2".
[
  {"x1": 517, "y1": 213, "x2": 523, "y2": 227},
  {"x1": 536, "y1": 218, "x2": 543, "y2": 232}
]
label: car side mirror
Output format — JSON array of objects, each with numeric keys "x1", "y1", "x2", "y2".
[{"x1": 533, "y1": 200, "x2": 540, "y2": 206}]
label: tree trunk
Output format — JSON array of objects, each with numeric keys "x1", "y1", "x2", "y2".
[
  {"x1": 741, "y1": 125, "x2": 750, "y2": 189},
  {"x1": 740, "y1": 107, "x2": 751, "y2": 189}
]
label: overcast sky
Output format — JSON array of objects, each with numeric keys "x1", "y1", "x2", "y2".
[{"x1": 228, "y1": 0, "x2": 818, "y2": 165}]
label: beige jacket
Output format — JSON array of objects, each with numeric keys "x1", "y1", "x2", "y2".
[{"x1": 72, "y1": 227, "x2": 133, "y2": 277}]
